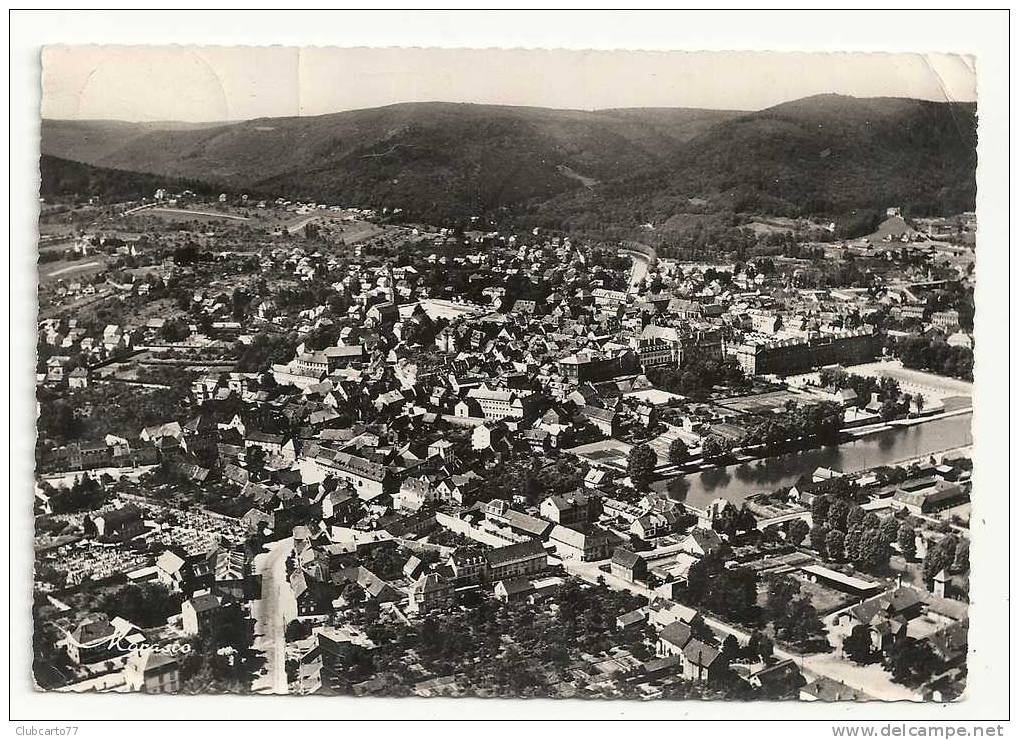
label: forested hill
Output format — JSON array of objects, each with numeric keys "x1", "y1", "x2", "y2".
[
  {"x1": 41, "y1": 95, "x2": 976, "y2": 229},
  {"x1": 39, "y1": 154, "x2": 213, "y2": 202},
  {"x1": 526, "y1": 95, "x2": 978, "y2": 235}
]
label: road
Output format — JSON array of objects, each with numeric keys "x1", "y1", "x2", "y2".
[
  {"x1": 286, "y1": 214, "x2": 319, "y2": 234},
  {"x1": 558, "y1": 554, "x2": 920, "y2": 701},
  {"x1": 250, "y1": 537, "x2": 296, "y2": 694},
  {"x1": 621, "y1": 249, "x2": 651, "y2": 294}
]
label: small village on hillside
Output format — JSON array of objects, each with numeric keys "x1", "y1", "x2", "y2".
[{"x1": 33, "y1": 185, "x2": 975, "y2": 702}]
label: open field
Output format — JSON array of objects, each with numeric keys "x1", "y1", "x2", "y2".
[
  {"x1": 38, "y1": 258, "x2": 108, "y2": 283},
  {"x1": 140, "y1": 207, "x2": 251, "y2": 223},
  {"x1": 845, "y1": 360, "x2": 973, "y2": 402}
]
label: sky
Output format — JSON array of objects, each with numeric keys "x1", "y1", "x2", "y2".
[{"x1": 41, "y1": 46, "x2": 977, "y2": 123}]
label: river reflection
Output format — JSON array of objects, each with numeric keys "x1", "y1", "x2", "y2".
[{"x1": 653, "y1": 412, "x2": 973, "y2": 510}]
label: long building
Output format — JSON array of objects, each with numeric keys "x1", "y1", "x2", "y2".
[{"x1": 726, "y1": 328, "x2": 879, "y2": 376}]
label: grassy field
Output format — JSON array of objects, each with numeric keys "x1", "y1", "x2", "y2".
[
  {"x1": 38, "y1": 257, "x2": 107, "y2": 283},
  {"x1": 140, "y1": 207, "x2": 251, "y2": 223}
]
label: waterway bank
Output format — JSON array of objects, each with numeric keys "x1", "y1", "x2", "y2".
[{"x1": 653, "y1": 411, "x2": 972, "y2": 511}]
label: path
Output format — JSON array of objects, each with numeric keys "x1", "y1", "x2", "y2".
[
  {"x1": 286, "y1": 214, "x2": 319, "y2": 234},
  {"x1": 251, "y1": 537, "x2": 296, "y2": 694}
]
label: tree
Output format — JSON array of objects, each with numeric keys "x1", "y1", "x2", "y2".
[
  {"x1": 626, "y1": 444, "x2": 658, "y2": 491},
  {"x1": 886, "y1": 637, "x2": 941, "y2": 687},
  {"x1": 826, "y1": 498, "x2": 851, "y2": 532},
  {"x1": 777, "y1": 596, "x2": 825, "y2": 647},
  {"x1": 825, "y1": 529, "x2": 846, "y2": 562},
  {"x1": 856, "y1": 528, "x2": 891, "y2": 572},
  {"x1": 786, "y1": 518, "x2": 810, "y2": 547},
  {"x1": 897, "y1": 524, "x2": 917, "y2": 561},
  {"x1": 809, "y1": 524, "x2": 828, "y2": 554},
  {"x1": 764, "y1": 574, "x2": 801, "y2": 624},
  {"x1": 748, "y1": 630, "x2": 774, "y2": 663},
  {"x1": 846, "y1": 505, "x2": 866, "y2": 532},
  {"x1": 844, "y1": 525, "x2": 864, "y2": 563},
  {"x1": 922, "y1": 535, "x2": 959, "y2": 584},
  {"x1": 735, "y1": 505, "x2": 758, "y2": 535},
  {"x1": 668, "y1": 438, "x2": 690, "y2": 466},
  {"x1": 98, "y1": 582, "x2": 180, "y2": 628},
  {"x1": 160, "y1": 318, "x2": 191, "y2": 343},
  {"x1": 701, "y1": 435, "x2": 733, "y2": 461},
  {"x1": 842, "y1": 624, "x2": 875, "y2": 664},
  {"x1": 721, "y1": 634, "x2": 741, "y2": 663},
  {"x1": 879, "y1": 516, "x2": 901, "y2": 546},
  {"x1": 712, "y1": 502, "x2": 740, "y2": 538},
  {"x1": 811, "y1": 494, "x2": 831, "y2": 527}
]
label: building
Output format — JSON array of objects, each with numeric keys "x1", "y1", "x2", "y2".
[
  {"x1": 726, "y1": 328, "x2": 879, "y2": 376},
  {"x1": 635, "y1": 325, "x2": 722, "y2": 369},
  {"x1": 891, "y1": 479, "x2": 967, "y2": 515},
  {"x1": 300, "y1": 444, "x2": 393, "y2": 500},
  {"x1": 656, "y1": 620, "x2": 693, "y2": 657},
  {"x1": 539, "y1": 491, "x2": 601, "y2": 527},
  {"x1": 557, "y1": 350, "x2": 637, "y2": 385},
  {"x1": 548, "y1": 525, "x2": 620, "y2": 561},
  {"x1": 86, "y1": 505, "x2": 146, "y2": 543},
  {"x1": 680, "y1": 638, "x2": 725, "y2": 684},
  {"x1": 484, "y1": 540, "x2": 548, "y2": 582},
  {"x1": 124, "y1": 651, "x2": 181, "y2": 694},
  {"x1": 610, "y1": 548, "x2": 647, "y2": 583},
  {"x1": 65, "y1": 614, "x2": 141, "y2": 665},
  {"x1": 630, "y1": 510, "x2": 682, "y2": 540},
  {"x1": 181, "y1": 593, "x2": 222, "y2": 636},
  {"x1": 930, "y1": 309, "x2": 960, "y2": 331},
  {"x1": 463, "y1": 387, "x2": 534, "y2": 420},
  {"x1": 407, "y1": 572, "x2": 454, "y2": 613}
]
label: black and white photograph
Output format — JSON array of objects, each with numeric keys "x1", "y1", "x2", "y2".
[{"x1": 8, "y1": 8, "x2": 1012, "y2": 732}]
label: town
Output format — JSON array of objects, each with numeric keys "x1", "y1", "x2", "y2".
[{"x1": 33, "y1": 188, "x2": 974, "y2": 702}]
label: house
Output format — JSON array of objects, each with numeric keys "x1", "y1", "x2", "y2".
[
  {"x1": 502, "y1": 509, "x2": 554, "y2": 540},
  {"x1": 291, "y1": 571, "x2": 337, "y2": 619},
  {"x1": 300, "y1": 444, "x2": 394, "y2": 500},
  {"x1": 484, "y1": 540, "x2": 548, "y2": 582},
  {"x1": 407, "y1": 572, "x2": 454, "y2": 613},
  {"x1": 630, "y1": 509, "x2": 681, "y2": 540},
  {"x1": 892, "y1": 479, "x2": 967, "y2": 515},
  {"x1": 835, "y1": 586, "x2": 927, "y2": 641},
  {"x1": 610, "y1": 548, "x2": 647, "y2": 583},
  {"x1": 124, "y1": 650, "x2": 180, "y2": 694},
  {"x1": 656, "y1": 620, "x2": 693, "y2": 657},
  {"x1": 181, "y1": 592, "x2": 222, "y2": 636},
  {"x1": 539, "y1": 491, "x2": 601, "y2": 527},
  {"x1": 449, "y1": 547, "x2": 487, "y2": 586},
  {"x1": 494, "y1": 577, "x2": 535, "y2": 603},
  {"x1": 747, "y1": 659, "x2": 804, "y2": 699},
  {"x1": 321, "y1": 489, "x2": 358, "y2": 522},
  {"x1": 86, "y1": 505, "x2": 145, "y2": 542},
  {"x1": 65, "y1": 614, "x2": 142, "y2": 665},
  {"x1": 548, "y1": 525, "x2": 620, "y2": 561},
  {"x1": 680, "y1": 638, "x2": 725, "y2": 684},
  {"x1": 616, "y1": 607, "x2": 649, "y2": 631},
  {"x1": 680, "y1": 527, "x2": 723, "y2": 557},
  {"x1": 402, "y1": 555, "x2": 428, "y2": 580},
  {"x1": 68, "y1": 367, "x2": 89, "y2": 388},
  {"x1": 800, "y1": 676, "x2": 872, "y2": 702}
]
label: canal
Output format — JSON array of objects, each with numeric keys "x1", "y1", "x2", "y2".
[{"x1": 652, "y1": 412, "x2": 973, "y2": 511}]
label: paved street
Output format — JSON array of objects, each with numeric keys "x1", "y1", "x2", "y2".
[{"x1": 250, "y1": 537, "x2": 296, "y2": 695}]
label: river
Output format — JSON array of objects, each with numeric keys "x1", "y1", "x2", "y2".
[{"x1": 652, "y1": 412, "x2": 973, "y2": 511}]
